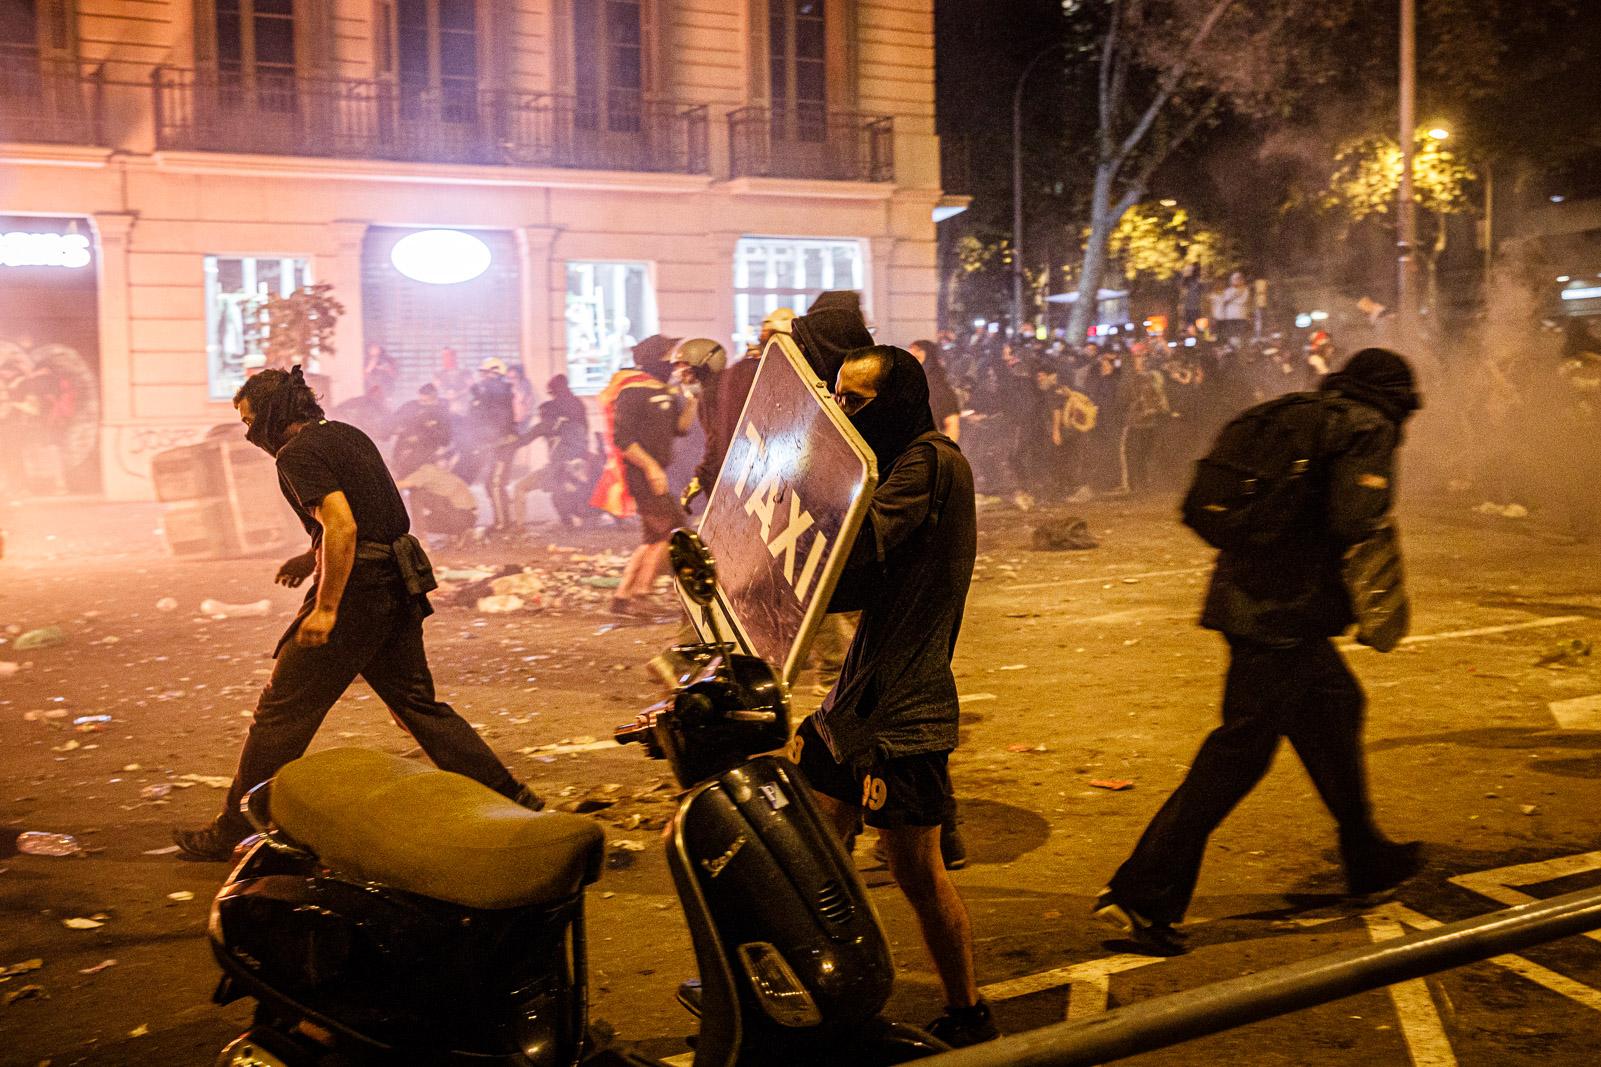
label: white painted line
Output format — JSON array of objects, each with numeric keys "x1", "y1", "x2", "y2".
[
  {"x1": 1550, "y1": 694, "x2": 1601, "y2": 730},
  {"x1": 960, "y1": 692, "x2": 998, "y2": 704},
  {"x1": 1450, "y1": 850, "x2": 1601, "y2": 946},
  {"x1": 521, "y1": 739, "x2": 620, "y2": 756},
  {"x1": 1364, "y1": 911, "x2": 1459, "y2": 1066},
  {"x1": 980, "y1": 954, "x2": 1162, "y2": 1002},
  {"x1": 1345, "y1": 615, "x2": 1585, "y2": 652},
  {"x1": 1374, "y1": 901, "x2": 1601, "y2": 1014},
  {"x1": 1000, "y1": 567, "x2": 1209, "y2": 593}
]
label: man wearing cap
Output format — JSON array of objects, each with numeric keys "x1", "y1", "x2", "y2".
[
  {"x1": 684, "y1": 309, "x2": 796, "y2": 513},
  {"x1": 670, "y1": 338, "x2": 731, "y2": 510},
  {"x1": 1095, "y1": 348, "x2": 1425, "y2": 955}
]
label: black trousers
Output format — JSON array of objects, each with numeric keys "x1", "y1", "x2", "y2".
[
  {"x1": 218, "y1": 583, "x2": 518, "y2": 834},
  {"x1": 1107, "y1": 636, "x2": 1380, "y2": 924}
]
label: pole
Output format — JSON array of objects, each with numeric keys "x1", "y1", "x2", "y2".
[
  {"x1": 1482, "y1": 159, "x2": 1495, "y2": 292},
  {"x1": 1397, "y1": 0, "x2": 1418, "y2": 327},
  {"x1": 1011, "y1": 43, "x2": 1067, "y2": 336},
  {"x1": 920, "y1": 884, "x2": 1601, "y2": 1067}
]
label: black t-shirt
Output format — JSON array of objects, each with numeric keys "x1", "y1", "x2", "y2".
[
  {"x1": 815, "y1": 435, "x2": 977, "y2": 764},
  {"x1": 276, "y1": 420, "x2": 411, "y2": 544},
  {"x1": 611, "y1": 381, "x2": 684, "y2": 467}
]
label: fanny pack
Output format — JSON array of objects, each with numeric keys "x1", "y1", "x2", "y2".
[{"x1": 354, "y1": 534, "x2": 439, "y2": 597}]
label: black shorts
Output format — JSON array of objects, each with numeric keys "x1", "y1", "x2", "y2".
[
  {"x1": 793, "y1": 716, "x2": 955, "y2": 829},
  {"x1": 623, "y1": 470, "x2": 684, "y2": 544}
]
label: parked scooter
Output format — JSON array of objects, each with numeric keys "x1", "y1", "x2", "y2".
[{"x1": 207, "y1": 530, "x2": 944, "y2": 1067}]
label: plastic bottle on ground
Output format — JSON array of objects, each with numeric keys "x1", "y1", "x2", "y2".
[{"x1": 199, "y1": 598, "x2": 272, "y2": 618}]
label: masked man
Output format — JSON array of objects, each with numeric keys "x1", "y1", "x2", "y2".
[
  {"x1": 173, "y1": 367, "x2": 540, "y2": 861},
  {"x1": 793, "y1": 345, "x2": 998, "y2": 1047}
]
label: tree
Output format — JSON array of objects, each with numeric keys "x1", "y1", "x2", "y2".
[
  {"x1": 1320, "y1": 131, "x2": 1476, "y2": 315},
  {"x1": 245, "y1": 283, "x2": 346, "y2": 373},
  {"x1": 1107, "y1": 200, "x2": 1237, "y2": 283},
  {"x1": 1062, "y1": 0, "x2": 1350, "y2": 343}
]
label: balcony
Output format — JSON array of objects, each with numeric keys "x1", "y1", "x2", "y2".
[
  {"x1": 151, "y1": 69, "x2": 710, "y2": 174},
  {"x1": 728, "y1": 106, "x2": 894, "y2": 183},
  {"x1": 0, "y1": 48, "x2": 103, "y2": 145}
]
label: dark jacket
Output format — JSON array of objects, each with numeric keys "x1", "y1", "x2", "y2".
[{"x1": 1199, "y1": 395, "x2": 1399, "y2": 644}]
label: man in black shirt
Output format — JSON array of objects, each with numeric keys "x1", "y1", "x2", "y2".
[
  {"x1": 173, "y1": 367, "x2": 539, "y2": 861},
  {"x1": 389, "y1": 382, "x2": 453, "y2": 479},
  {"x1": 793, "y1": 346, "x2": 997, "y2": 1048}
]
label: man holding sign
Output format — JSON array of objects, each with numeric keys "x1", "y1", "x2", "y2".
[{"x1": 792, "y1": 345, "x2": 998, "y2": 1048}]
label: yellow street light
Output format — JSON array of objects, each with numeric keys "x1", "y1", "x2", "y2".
[{"x1": 1426, "y1": 126, "x2": 1451, "y2": 141}]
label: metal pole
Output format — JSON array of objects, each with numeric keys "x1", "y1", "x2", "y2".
[
  {"x1": 1397, "y1": 0, "x2": 1418, "y2": 325},
  {"x1": 921, "y1": 884, "x2": 1601, "y2": 1067},
  {"x1": 1482, "y1": 159, "x2": 1495, "y2": 291},
  {"x1": 1011, "y1": 43, "x2": 1067, "y2": 337}
]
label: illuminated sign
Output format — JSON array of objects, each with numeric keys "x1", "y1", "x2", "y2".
[
  {"x1": 1560, "y1": 286, "x2": 1601, "y2": 302},
  {"x1": 0, "y1": 231, "x2": 92, "y2": 269},
  {"x1": 389, "y1": 229, "x2": 492, "y2": 285}
]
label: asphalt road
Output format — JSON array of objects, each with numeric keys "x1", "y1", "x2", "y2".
[{"x1": 2, "y1": 492, "x2": 1600, "y2": 1066}]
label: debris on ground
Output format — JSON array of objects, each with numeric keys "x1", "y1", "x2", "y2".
[
  {"x1": 1006, "y1": 742, "x2": 1048, "y2": 753},
  {"x1": 442, "y1": 551, "x2": 633, "y2": 614},
  {"x1": 198, "y1": 598, "x2": 271, "y2": 619},
  {"x1": 61, "y1": 917, "x2": 104, "y2": 930},
  {"x1": 167, "y1": 891, "x2": 195, "y2": 902},
  {"x1": 142, "y1": 845, "x2": 180, "y2": 856},
  {"x1": 1474, "y1": 501, "x2": 1529, "y2": 519},
  {"x1": 140, "y1": 784, "x2": 173, "y2": 800},
  {"x1": 475, "y1": 595, "x2": 526, "y2": 614},
  {"x1": 129, "y1": 1023, "x2": 149, "y2": 1037},
  {"x1": 178, "y1": 773, "x2": 232, "y2": 789},
  {"x1": 0, "y1": 958, "x2": 43, "y2": 978},
  {"x1": 155, "y1": 597, "x2": 179, "y2": 612},
  {"x1": 4, "y1": 983, "x2": 46, "y2": 1004},
  {"x1": 1536, "y1": 639, "x2": 1592, "y2": 668},
  {"x1": 1031, "y1": 517, "x2": 1100, "y2": 551},
  {"x1": 1521, "y1": 804, "x2": 1541, "y2": 816},
  {"x1": 14, "y1": 832, "x2": 81, "y2": 857},
  {"x1": 78, "y1": 959, "x2": 117, "y2": 975},
  {"x1": 0, "y1": 660, "x2": 20, "y2": 677},
  {"x1": 1089, "y1": 779, "x2": 1135, "y2": 791},
  {"x1": 14, "y1": 627, "x2": 65, "y2": 651}
]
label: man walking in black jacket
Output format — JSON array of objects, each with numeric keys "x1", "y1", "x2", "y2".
[{"x1": 1095, "y1": 348, "x2": 1425, "y2": 955}]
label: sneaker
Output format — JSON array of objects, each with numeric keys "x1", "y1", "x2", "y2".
[
  {"x1": 926, "y1": 999, "x2": 999, "y2": 1047},
  {"x1": 1092, "y1": 888, "x2": 1187, "y2": 957},
  {"x1": 172, "y1": 822, "x2": 248, "y2": 862},
  {"x1": 511, "y1": 784, "x2": 546, "y2": 812},
  {"x1": 1345, "y1": 840, "x2": 1423, "y2": 897},
  {"x1": 940, "y1": 822, "x2": 968, "y2": 871},
  {"x1": 608, "y1": 596, "x2": 636, "y2": 617}
]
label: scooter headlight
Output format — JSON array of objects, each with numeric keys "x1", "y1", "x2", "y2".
[{"x1": 737, "y1": 942, "x2": 823, "y2": 1027}]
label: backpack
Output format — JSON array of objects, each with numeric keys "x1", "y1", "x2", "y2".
[{"x1": 1181, "y1": 391, "x2": 1332, "y2": 551}]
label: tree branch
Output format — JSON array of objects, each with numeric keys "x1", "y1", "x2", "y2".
[
  {"x1": 1127, "y1": 93, "x2": 1221, "y2": 195},
  {"x1": 1098, "y1": 0, "x2": 1124, "y2": 154},
  {"x1": 1114, "y1": 0, "x2": 1238, "y2": 167}
]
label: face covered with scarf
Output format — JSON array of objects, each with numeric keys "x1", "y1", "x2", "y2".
[
  {"x1": 833, "y1": 345, "x2": 937, "y2": 473},
  {"x1": 1321, "y1": 347, "x2": 1423, "y2": 426},
  {"x1": 236, "y1": 366, "x2": 326, "y2": 455}
]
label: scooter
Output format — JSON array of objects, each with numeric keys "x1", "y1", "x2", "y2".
[{"x1": 207, "y1": 529, "x2": 945, "y2": 1067}]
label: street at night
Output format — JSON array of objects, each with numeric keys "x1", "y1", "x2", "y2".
[{"x1": 4, "y1": 493, "x2": 1600, "y2": 1065}]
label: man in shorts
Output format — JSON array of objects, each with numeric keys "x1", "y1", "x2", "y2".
[
  {"x1": 793, "y1": 344, "x2": 997, "y2": 1048},
  {"x1": 610, "y1": 347, "x2": 695, "y2": 615}
]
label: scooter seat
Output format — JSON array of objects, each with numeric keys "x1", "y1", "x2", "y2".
[{"x1": 270, "y1": 748, "x2": 604, "y2": 910}]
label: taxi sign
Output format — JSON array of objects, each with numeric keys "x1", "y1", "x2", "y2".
[{"x1": 684, "y1": 334, "x2": 877, "y2": 685}]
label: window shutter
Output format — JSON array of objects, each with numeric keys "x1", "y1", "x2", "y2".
[
  {"x1": 37, "y1": 0, "x2": 76, "y2": 60},
  {"x1": 372, "y1": 0, "x2": 396, "y2": 79},
  {"x1": 193, "y1": 0, "x2": 219, "y2": 71},
  {"x1": 483, "y1": 0, "x2": 514, "y2": 90},
  {"x1": 296, "y1": 0, "x2": 336, "y2": 78},
  {"x1": 640, "y1": 0, "x2": 661, "y2": 97}
]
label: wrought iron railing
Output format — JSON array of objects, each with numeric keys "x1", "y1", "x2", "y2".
[
  {"x1": 728, "y1": 106, "x2": 894, "y2": 182},
  {"x1": 151, "y1": 68, "x2": 710, "y2": 174},
  {"x1": 0, "y1": 46, "x2": 103, "y2": 145}
]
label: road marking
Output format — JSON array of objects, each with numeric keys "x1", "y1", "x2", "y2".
[
  {"x1": 1451, "y1": 850, "x2": 1601, "y2": 946},
  {"x1": 960, "y1": 692, "x2": 998, "y2": 704},
  {"x1": 1363, "y1": 911, "x2": 1459, "y2": 1066},
  {"x1": 1371, "y1": 901, "x2": 1601, "y2": 1013},
  {"x1": 521, "y1": 739, "x2": 620, "y2": 756},
  {"x1": 1549, "y1": 694, "x2": 1601, "y2": 730},
  {"x1": 1000, "y1": 566, "x2": 1209, "y2": 593},
  {"x1": 1345, "y1": 615, "x2": 1585, "y2": 652},
  {"x1": 980, "y1": 953, "x2": 1163, "y2": 1004}
]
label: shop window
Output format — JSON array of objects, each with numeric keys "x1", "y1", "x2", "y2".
[
  {"x1": 565, "y1": 261, "x2": 655, "y2": 396},
  {"x1": 733, "y1": 236, "x2": 864, "y2": 352},
  {"x1": 205, "y1": 254, "x2": 314, "y2": 401}
]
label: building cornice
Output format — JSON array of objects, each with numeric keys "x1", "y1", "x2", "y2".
[
  {"x1": 0, "y1": 144, "x2": 115, "y2": 169},
  {"x1": 149, "y1": 151, "x2": 717, "y2": 194},
  {"x1": 718, "y1": 176, "x2": 899, "y2": 201}
]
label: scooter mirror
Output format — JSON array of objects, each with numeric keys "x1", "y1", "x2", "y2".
[{"x1": 668, "y1": 528, "x2": 719, "y2": 607}]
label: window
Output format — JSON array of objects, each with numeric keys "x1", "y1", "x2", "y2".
[
  {"x1": 565, "y1": 261, "x2": 655, "y2": 396},
  {"x1": 769, "y1": 0, "x2": 826, "y2": 141},
  {"x1": 213, "y1": 0, "x2": 297, "y2": 112},
  {"x1": 397, "y1": 0, "x2": 478, "y2": 122},
  {"x1": 733, "y1": 236, "x2": 864, "y2": 351},
  {"x1": 572, "y1": 0, "x2": 642, "y2": 133},
  {"x1": 205, "y1": 254, "x2": 314, "y2": 400}
]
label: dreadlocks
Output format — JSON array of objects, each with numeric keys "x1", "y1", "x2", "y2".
[{"x1": 235, "y1": 366, "x2": 325, "y2": 455}]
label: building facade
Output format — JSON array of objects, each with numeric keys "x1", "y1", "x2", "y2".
[{"x1": 0, "y1": 0, "x2": 948, "y2": 498}]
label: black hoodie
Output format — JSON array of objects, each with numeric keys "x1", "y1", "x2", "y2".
[{"x1": 790, "y1": 291, "x2": 874, "y2": 387}]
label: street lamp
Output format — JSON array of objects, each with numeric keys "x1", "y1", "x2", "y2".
[
  {"x1": 1012, "y1": 41, "x2": 1068, "y2": 335},
  {"x1": 1397, "y1": 0, "x2": 1418, "y2": 330}
]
